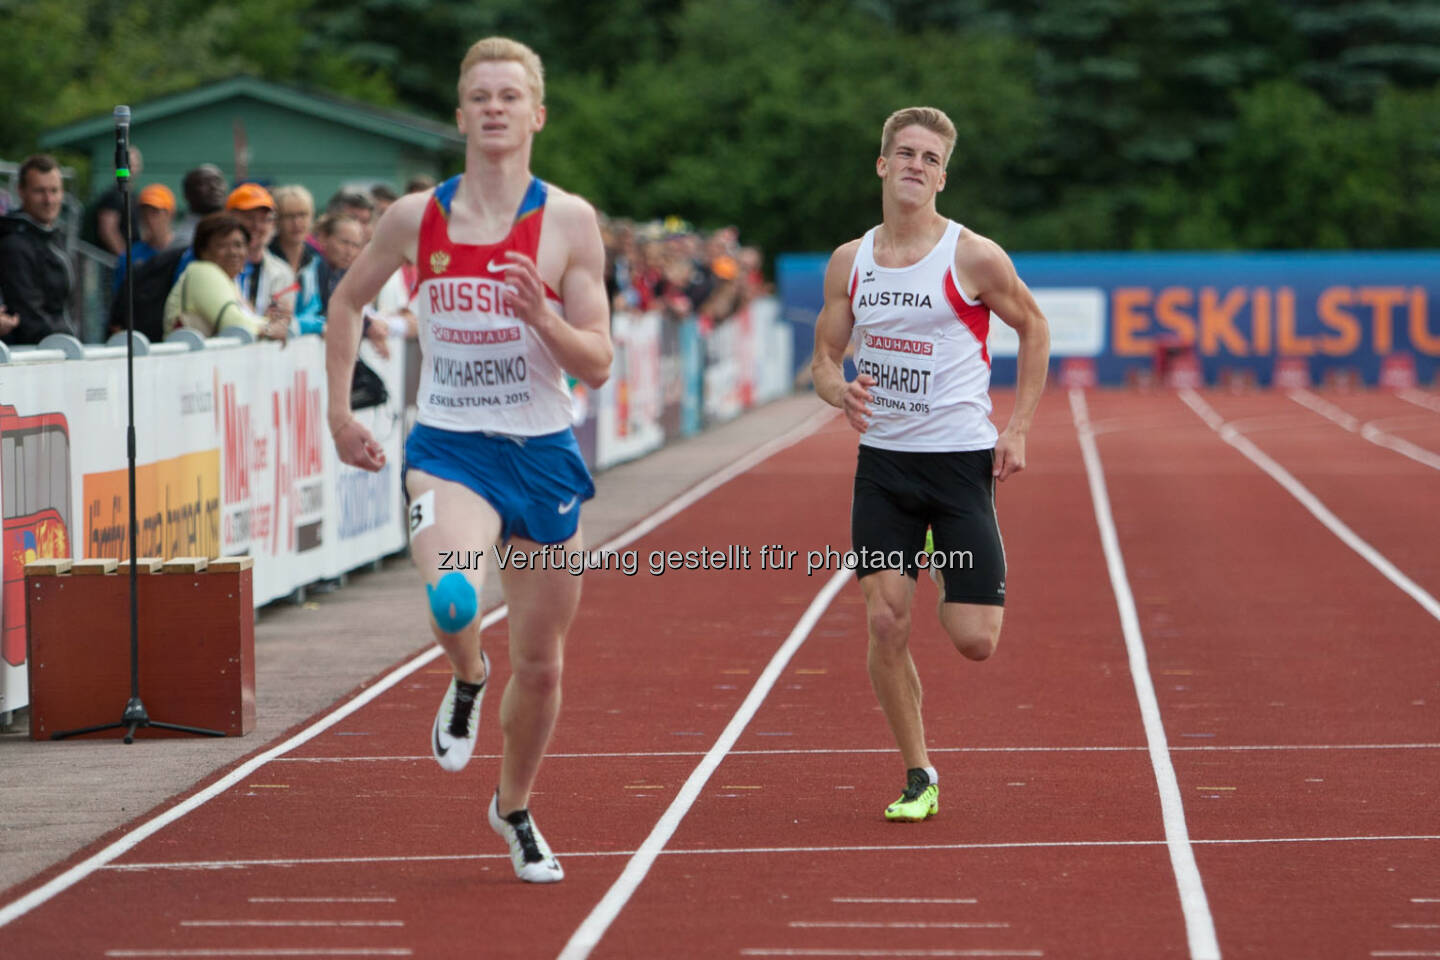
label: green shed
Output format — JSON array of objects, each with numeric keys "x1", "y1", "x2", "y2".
[{"x1": 39, "y1": 75, "x2": 464, "y2": 207}]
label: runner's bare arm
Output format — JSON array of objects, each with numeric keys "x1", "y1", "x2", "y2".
[
  {"x1": 325, "y1": 192, "x2": 423, "y2": 470},
  {"x1": 962, "y1": 238, "x2": 1050, "y2": 481},
  {"x1": 501, "y1": 195, "x2": 612, "y2": 389},
  {"x1": 812, "y1": 241, "x2": 872, "y2": 433}
]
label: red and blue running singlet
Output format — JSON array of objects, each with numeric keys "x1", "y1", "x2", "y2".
[{"x1": 414, "y1": 175, "x2": 573, "y2": 435}]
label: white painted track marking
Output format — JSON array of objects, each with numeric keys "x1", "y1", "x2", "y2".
[
  {"x1": 1071, "y1": 389, "x2": 1220, "y2": 960},
  {"x1": 273, "y1": 741, "x2": 1440, "y2": 763},
  {"x1": 789, "y1": 922, "x2": 1010, "y2": 929},
  {"x1": 833, "y1": 898, "x2": 978, "y2": 905},
  {"x1": 0, "y1": 408, "x2": 837, "y2": 930},
  {"x1": 100, "y1": 834, "x2": 1440, "y2": 873},
  {"x1": 1288, "y1": 388, "x2": 1440, "y2": 471},
  {"x1": 739, "y1": 950, "x2": 1043, "y2": 958},
  {"x1": 556, "y1": 568, "x2": 852, "y2": 960},
  {"x1": 1398, "y1": 389, "x2": 1440, "y2": 414},
  {"x1": 180, "y1": 921, "x2": 404, "y2": 928},
  {"x1": 1181, "y1": 390, "x2": 1440, "y2": 623}
]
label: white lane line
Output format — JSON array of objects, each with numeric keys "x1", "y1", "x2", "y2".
[
  {"x1": 1372, "y1": 952, "x2": 1440, "y2": 958},
  {"x1": 1071, "y1": 388, "x2": 1220, "y2": 960},
  {"x1": 1412, "y1": 898, "x2": 1440, "y2": 903},
  {"x1": 0, "y1": 407, "x2": 836, "y2": 930},
  {"x1": 556, "y1": 567, "x2": 852, "y2": 960},
  {"x1": 106, "y1": 952, "x2": 412, "y2": 958},
  {"x1": 1393, "y1": 923, "x2": 1440, "y2": 929},
  {"x1": 790, "y1": 922, "x2": 1009, "y2": 929},
  {"x1": 1288, "y1": 388, "x2": 1361, "y2": 431},
  {"x1": 1361, "y1": 422, "x2": 1440, "y2": 471},
  {"x1": 1181, "y1": 389, "x2": 1440, "y2": 623},
  {"x1": 1289, "y1": 388, "x2": 1440, "y2": 471},
  {"x1": 181, "y1": 921, "x2": 404, "y2": 928},
  {"x1": 1398, "y1": 389, "x2": 1440, "y2": 414},
  {"x1": 832, "y1": 898, "x2": 978, "y2": 905},
  {"x1": 247, "y1": 898, "x2": 395, "y2": 904},
  {"x1": 100, "y1": 834, "x2": 1440, "y2": 872},
  {"x1": 740, "y1": 951, "x2": 1042, "y2": 958},
  {"x1": 276, "y1": 741, "x2": 1440, "y2": 762},
  {"x1": 0, "y1": 637, "x2": 470, "y2": 930}
]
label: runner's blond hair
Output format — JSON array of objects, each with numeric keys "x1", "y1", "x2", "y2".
[
  {"x1": 881, "y1": 107, "x2": 957, "y2": 167},
  {"x1": 458, "y1": 37, "x2": 545, "y2": 106}
]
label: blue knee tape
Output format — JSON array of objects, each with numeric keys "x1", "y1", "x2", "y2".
[{"x1": 427, "y1": 572, "x2": 478, "y2": 633}]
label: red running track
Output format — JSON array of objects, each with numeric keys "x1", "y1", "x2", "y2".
[{"x1": 1, "y1": 388, "x2": 1437, "y2": 959}]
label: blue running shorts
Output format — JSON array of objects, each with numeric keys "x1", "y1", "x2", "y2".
[{"x1": 404, "y1": 422, "x2": 595, "y2": 544}]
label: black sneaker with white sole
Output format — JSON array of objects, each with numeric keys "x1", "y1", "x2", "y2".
[{"x1": 488, "y1": 790, "x2": 564, "y2": 883}]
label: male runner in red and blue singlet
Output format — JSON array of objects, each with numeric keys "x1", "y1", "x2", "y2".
[
  {"x1": 327, "y1": 37, "x2": 613, "y2": 882},
  {"x1": 813, "y1": 107, "x2": 1051, "y2": 822}
]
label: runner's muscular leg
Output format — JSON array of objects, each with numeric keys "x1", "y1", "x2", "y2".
[
  {"x1": 407, "y1": 469, "x2": 501, "y2": 685},
  {"x1": 494, "y1": 527, "x2": 583, "y2": 814},
  {"x1": 937, "y1": 598, "x2": 1003, "y2": 661},
  {"x1": 861, "y1": 569, "x2": 928, "y2": 770}
]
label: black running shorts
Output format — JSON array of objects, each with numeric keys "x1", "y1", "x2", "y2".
[{"x1": 850, "y1": 445, "x2": 1006, "y2": 606}]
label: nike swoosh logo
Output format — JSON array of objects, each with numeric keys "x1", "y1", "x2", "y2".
[
  {"x1": 487, "y1": 258, "x2": 507, "y2": 274},
  {"x1": 557, "y1": 496, "x2": 578, "y2": 515},
  {"x1": 433, "y1": 723, "x2": 448, "y2": 757}
]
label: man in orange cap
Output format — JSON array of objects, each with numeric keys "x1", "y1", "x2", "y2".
[
  {"x1": 111, "y1": 182, "x2": 177, "y2": 295},
  {"x1": 226, "y1": 183, "x2": 297, "y2": 331}
]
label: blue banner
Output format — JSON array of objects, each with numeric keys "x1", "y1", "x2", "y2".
[{"x1": 777, "y1": 251, "x2": 1440, "y2": 386}]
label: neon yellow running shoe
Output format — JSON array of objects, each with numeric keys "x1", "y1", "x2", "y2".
[
  {"x1": 924, "y1": 527, "x2": 943, "y2": 589},
  {"x1": 885, "y1": 768, "x2": 939, "y2": 822}
]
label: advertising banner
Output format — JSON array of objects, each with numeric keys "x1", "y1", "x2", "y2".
[
  {"x1": 0, "y1": 336, "x2": 407, "y2": 714},
  {"x1": 777, "y1": 252, "x2": 1440, "y2": 386}
]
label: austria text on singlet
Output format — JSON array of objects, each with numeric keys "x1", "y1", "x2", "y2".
[
  {"x1": 414, "y1": 175, "x2": 573, "y2": 435},
  {"x1": 848, "y1": 219, "x2": 997, "y2": 452}
]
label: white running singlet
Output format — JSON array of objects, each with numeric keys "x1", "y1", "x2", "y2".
[{"x1": 848, "y1": 220, "x2": 997, "y2": 452}]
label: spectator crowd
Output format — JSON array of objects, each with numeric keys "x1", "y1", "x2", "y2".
[{"x1": 0, "y1": 149, "x2": 769, "y2": 352}]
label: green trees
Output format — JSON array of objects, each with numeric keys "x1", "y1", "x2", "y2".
[{"x1": 3, "y1": 0, "x2": 1436, "y2": 251}]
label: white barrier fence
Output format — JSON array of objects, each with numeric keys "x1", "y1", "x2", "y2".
[{"x1": 0, "y1": 334, "x2": 406, "y2": 715}]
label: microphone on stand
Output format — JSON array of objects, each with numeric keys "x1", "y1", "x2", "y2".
[{"x1": 115, "y1": 105, "x2": 132, "y2": 180}]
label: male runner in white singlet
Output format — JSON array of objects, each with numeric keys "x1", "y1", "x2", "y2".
[
  {"x1": 327, "y1": 37, "x2": 612, "y2": 881},
  {"x1": 813, "y1": 107, "x2": 1050, "y2": 821}
]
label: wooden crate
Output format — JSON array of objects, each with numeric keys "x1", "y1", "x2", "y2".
[{"x1": 25, "y1": 557, "x2": 256, "y2": 739}]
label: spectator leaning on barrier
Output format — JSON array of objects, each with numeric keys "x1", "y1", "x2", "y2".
[
  {"x1": 269, "y1": 184, "x2": 318, "y2": 275},
  {"x1": 112, "y1": 183, "x2": 176, "y2": 295},
  {"x1": 325, "y1": 189, "x2": 376, "y2": 242},
  {"x1": 164, "y1": 212, "x2": 288, "y2": 342},
  {"x1": 396, "y1": 177, "x2": 437, "y2": 297},
  {"x1": 0, "y1": 285, "x2": 18, "y2": 339},
  {"x1": 171, "y1": 164, "x2": 227, "y2": 251},
  {"x1": 226, "y1": 183, "x2": 298, "y2": 333},
  {"x1": 295, "y1": 214, "x2": 388, "y2": 363},
  {"x1": 370, "y1": 183, "x2": 398, "y2": 221},
  {"x1": 0, "y1": 154, "x2": 74, "y2": 346},
  {"x1": 84, "y1": 146, "x2": 142, "y2": 255}
]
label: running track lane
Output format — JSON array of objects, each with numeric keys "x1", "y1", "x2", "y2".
[
  {"x1": 0, "y1": 411, "x2": 886, "y2": 958},
  {"x1": 1202, "y1": 387, "x2": 1440, "y2": 596},
  {"x1": 569, "y1": 395, "x2": 1199, "y2": 958},
  {"x1": 1083, "y1": 389, "x2": 1440, "y2": 959}
]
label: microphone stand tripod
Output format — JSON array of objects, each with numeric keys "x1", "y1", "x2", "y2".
[{"x1": 51, "y1": 105, "x2": 225, "y2": 744}]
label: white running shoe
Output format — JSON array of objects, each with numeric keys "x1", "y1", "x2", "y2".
[
  {"x1": 430, "y1": 651, "x2": 489, "y2": 773},
  {"x1": 488, "y1": 791, "x2": 564, "y2": 883}
]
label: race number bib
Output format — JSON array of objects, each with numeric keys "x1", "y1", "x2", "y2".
[
  {"x1": 426, "y1": 321, "x2": 534, "y2": 412},
  {"x1": 856, "y1": 332, "x2": 936, "y2": 416}
]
